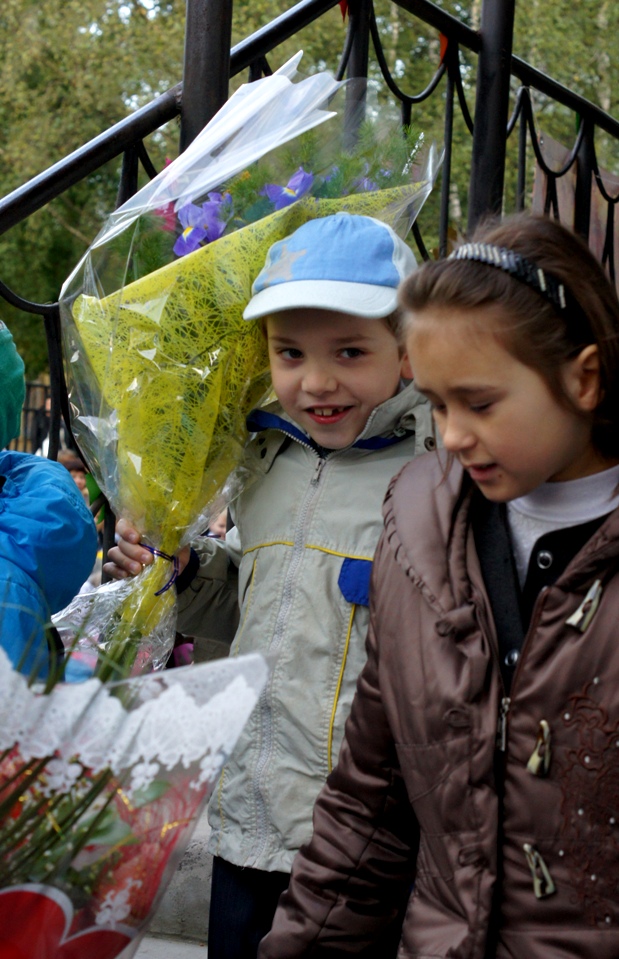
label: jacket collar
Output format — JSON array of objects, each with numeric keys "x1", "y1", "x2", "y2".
[
  {"x1": 246, "y1": 381, "x2": 429, "y2": 457},
  {"x1": 384, "y1": 453, "x2": 619, "y2": 615}
]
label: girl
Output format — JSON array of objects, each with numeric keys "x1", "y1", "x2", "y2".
[{"x1": 259, "y1": 213, "x2": 619, "y2": 959}]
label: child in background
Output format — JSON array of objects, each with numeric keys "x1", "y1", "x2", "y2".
[
  {"x1": 207, "y1": 508, "x2": 228, "y2": 539},
  {"x1": 260, "y1": 213, "x2": 619, "y2": 959},
  {"x1": 105, "y1": 212, "x2": 433, "y2": 958},
  {"x1": 0, "y1": 321, "x2": 97, "y2": 679},
  {"x1": 58, "y1": 453, "x2": 91, "y2": 505}
]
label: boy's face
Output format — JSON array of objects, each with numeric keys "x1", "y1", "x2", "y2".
[{"x1": 266, "y1": 308, "x2": 409, "y2": 449}]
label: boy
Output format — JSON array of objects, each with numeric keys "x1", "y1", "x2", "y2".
[{"x1": 106, "y1": 213, "x2": 432, "y2": 957}]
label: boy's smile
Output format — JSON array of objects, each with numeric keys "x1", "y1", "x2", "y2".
[
  {"x1": 306, "y1": 407, "x2": 352, "y2": 424},
  {"x1": 266, "y1": 308, "x2": 408, "y2": 450}
]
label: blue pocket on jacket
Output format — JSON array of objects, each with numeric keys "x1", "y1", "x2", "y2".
[{"x1": 338, "y1": 558, "x2": 373, "y2": 607}]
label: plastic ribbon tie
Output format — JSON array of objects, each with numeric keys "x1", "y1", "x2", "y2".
[{"x1": 142, "y1": 544, "x2": 181, "y2": 595}]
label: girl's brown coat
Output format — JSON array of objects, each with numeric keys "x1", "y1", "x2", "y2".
[{"x1": 261, "y1": 452, "x2": 619, "y2": 958}]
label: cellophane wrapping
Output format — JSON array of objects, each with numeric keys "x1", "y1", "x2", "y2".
[
  {"x1": 0, "y1": 645, "x2": 268, "y2": 958},
  {"x1": 57, "y1": 52, "x2": 439, "y2": 678}
]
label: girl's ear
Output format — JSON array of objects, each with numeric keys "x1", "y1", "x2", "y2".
[
  {"x1": 565, "y1": 344, "x2": 601, "y2": 412},
  {"x1": 400, "y1": 351, "x2": 413, "y2": 380}
]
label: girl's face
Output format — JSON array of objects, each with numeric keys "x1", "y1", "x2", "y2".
[{"x1": 406, "y1": 306, "x2": 608, "y2": 502}]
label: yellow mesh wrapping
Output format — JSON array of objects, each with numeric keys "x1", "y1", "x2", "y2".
[
  {"x1": 73, "y1": 187, "x2": 416, "y2": 548},
  {"x1": 69, "y1": 186, "x2": 421, "y2": 674}
]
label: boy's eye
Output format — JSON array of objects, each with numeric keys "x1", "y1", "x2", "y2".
[
  {"x1": 340, "y1": 347, "x2": 364, "y2": 359},
  {"x1": 469, "y1": 401, "x2": 493, "y2": 413},
  {"x1": 279, "y1": 348, "x2": 303, "y2": 360}
]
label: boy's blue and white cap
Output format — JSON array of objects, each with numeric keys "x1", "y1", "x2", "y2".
[{"x1": 243, "y1": 212, "x2": 416, "y2": 321}]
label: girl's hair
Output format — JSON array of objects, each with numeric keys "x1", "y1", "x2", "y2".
[{"x1": 399, "y1": 212, "x2": 619, "y2": 458}]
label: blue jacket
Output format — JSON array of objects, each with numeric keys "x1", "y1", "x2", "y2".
[{"x1": 0, "y1": 450, "x2": 97, "y2": 678}]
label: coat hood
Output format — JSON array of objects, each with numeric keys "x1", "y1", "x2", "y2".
[
  {"x1": 0, "y1": 451, "x2": 97, "y2": 614},
  {"x1": 383, "y1": 452, "x2": 472, "y2": 615}
]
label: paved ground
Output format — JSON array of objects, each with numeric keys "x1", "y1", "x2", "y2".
[{"x1": 135, "y1": 934, "x2": 208, "y2": 957}]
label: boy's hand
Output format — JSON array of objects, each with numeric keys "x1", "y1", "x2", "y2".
[{"x1": 103, "y1": 517, "x2": 190, "y2": 579}]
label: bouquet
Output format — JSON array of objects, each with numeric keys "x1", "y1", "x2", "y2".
[
  {"x1": 57, "y1": 52, "x2": 439, "y2": 679},
  {"x1": 0, "y1": 645, "x2": 268, "y2": 958}
]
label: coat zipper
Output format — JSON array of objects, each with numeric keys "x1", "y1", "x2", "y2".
[
  {"x1": 488, "y1": 586, "x2": 549, "y2": 752},
  {"x1": 469, "y1": 588, "x2": 510, "y2": 749},
  {"x1": 246, "y1": 451, "x2": 328, "y2": 867},
  {"x1": 476, "y1": 584, "x2": 557, "y2": 914},
  {"x1": 497, "y1": 696, "x2": 511, "y2": 752},
  {"x1": 312, "y1": 455, "x2": 326, "y2": 485}
]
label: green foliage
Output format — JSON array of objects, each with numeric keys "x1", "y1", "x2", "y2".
[
  {"x1": 222, "y1": 121, "x2": 420, "y2": 213},
  {"x1": 0, "y1": 0, "x2": 184, "y2": 375},
  {"x1": 1, "y1": 0, "x2": 619, "y2": 374}
]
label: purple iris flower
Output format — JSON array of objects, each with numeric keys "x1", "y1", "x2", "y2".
[
  {"x1": 173, "y1": 202, "x2": 208, "y2": 256},
  {"x1": 352, "y1": 161, "x2": 378, "y2": 193},
  {"x1": 261, "y1": 167, "x2": 314, "y2": 210},
  {"x1": 354, "y1": 175, "x2": 378, "y2": 192},
  {"x1": 173, "y1": 192, "x2": 234, "y2": 257},
  {"x1": 201, "y1": 192, "x2": 234, "y2": 242}
]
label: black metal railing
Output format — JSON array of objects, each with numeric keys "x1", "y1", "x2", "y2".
[{"x1": 1, "y1": 0, "x2": 618, "y2": 554}]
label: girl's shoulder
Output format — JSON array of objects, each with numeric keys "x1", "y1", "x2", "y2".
[
  {"x1": 383, "y1": 452, "x2": 467, "y2": 556},
  {"x1": 386, "y1": 451, "x2": 464, "y2": 513}
]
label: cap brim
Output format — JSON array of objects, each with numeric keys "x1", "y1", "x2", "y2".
[{"x1": 243, "y1": 279, "x2": 399, "y2": 321}]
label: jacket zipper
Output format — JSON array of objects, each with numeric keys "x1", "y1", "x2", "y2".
[
  {"x1": 497, "y1": 696, "x2": 511, "y2": 752},
  {"x1": 478, "y1": 584, "x2": 559, "y2": 915},
  {"x1": 469, "y1": 588, "x2": 509, "y2": 748},
  {"x1": 312, "y1": 456, "x2": 326, "y2": 485},
  {"x1": 490, "y1": 587, "x2": 549, "y2": 752},
  {"x1": 246, "y1": 451, "x2": 328, "y2": 867}
]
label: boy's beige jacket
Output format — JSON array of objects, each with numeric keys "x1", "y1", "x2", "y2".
[
  {"x1": 260, "y1": 453, "x2": 619, "y2": 957},
  {"x1": 176, "y1": 384, "x2": 433, "y2": 872}
]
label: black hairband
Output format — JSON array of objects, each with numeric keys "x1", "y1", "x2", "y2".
[{"x1": 450, "y1": 242, "x2": 575, "y2": 317}]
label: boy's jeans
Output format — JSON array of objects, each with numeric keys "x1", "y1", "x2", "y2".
[
  {"x1": 208, "y1": 855, "x2": 407, "y2": 958},
  {"x1": 208, "y1": 856, "x2": 289, "y2": 959}
]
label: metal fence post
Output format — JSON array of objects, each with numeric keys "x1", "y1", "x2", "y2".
[
  {"x1": 180, "y1": 0, "x2": 234, "y2": 152},
  {"x1": 343, "y1": 0, "x2": 372, "y2": 150},
  {"x1": 467, "y1": 0, "x2": 516, "y2": 232},
  {"x1": 574, "y1": 118, "x2": 594, "y2": 242}
]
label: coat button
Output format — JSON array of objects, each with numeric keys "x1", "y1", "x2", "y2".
[
  {"x1": 504, "y1": 649, "x2": 520, "y2": 667},
  {"x1": 537, "y1": 550, "x2": 553, "y2": 569},
  {"x1": 424, "y1": 436, "x2": 436, "y2": 451}
]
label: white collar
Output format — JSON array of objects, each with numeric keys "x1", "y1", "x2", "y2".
[{"x1": 509, "y1": 463, "x2": 619, "y2": 525}]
